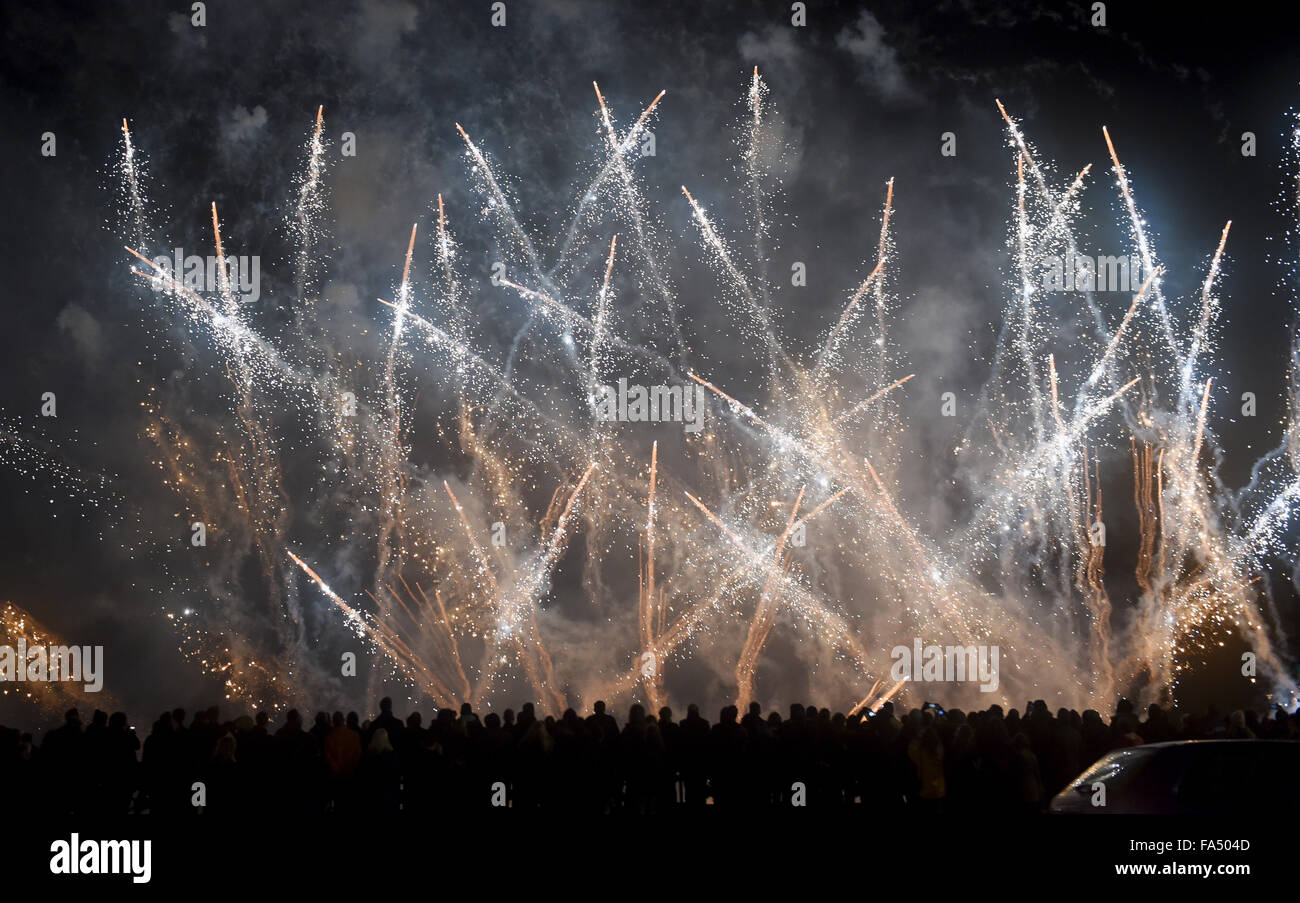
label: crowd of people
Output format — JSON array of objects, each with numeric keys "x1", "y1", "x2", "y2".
[{"x1": 1, "y1": 697, "x2": 1295, "y2": 814}]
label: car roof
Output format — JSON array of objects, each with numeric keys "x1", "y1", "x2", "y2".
[{"x1": 1137, "y1": 739, "x2": 1297, "y2": 750}]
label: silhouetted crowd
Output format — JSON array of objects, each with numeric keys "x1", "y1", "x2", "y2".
[{"x1": 2, "y1": 697, "x2": 1296, "y2": 814}]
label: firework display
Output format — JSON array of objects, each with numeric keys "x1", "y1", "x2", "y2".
[{"x1": 54, "y1": 71, "x2": 1290, "y2": 719}]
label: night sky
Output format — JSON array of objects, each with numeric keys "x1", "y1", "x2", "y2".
[{"x1": 2, "y1": 0, "x2": 1299, "y2": 727}]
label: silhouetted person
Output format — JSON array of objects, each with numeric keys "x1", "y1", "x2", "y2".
[
  {"x1": 679, "y1": 703, "x2": 710, "y2": 806},
  {"x1": 908, "y1": 726, "x2": 945, "y2": 813},
  {"x1": 142, "y1": 712, "x2": 187, "y2": 814},
  {"x1": 586, "y1": 700, "x2": 618, "y2": 741},
  {"x1": 370, "y1": 697, "x2": 405, "y2": 749},
  {"x1": 274, "y1": 709, "x2": 324, "y2": 813},
  {"x1": 359, "y1": 728, "x2": 400, "y2": 812},
  {"x1": 657, "y1": 706, "x2": 680, "y2": 802},
  {"x1": 709, "y1": 705, "x2": 746, "y2": 807},
  {"x1": 101, "y1": 712, "x2": 139, "y2": 813},
  {"x1": 1010, "y1": 732, "x2": 1044, "y2": 813},
  {"x1": 310, "y1": 711, "x2": 331, "y2": 747},
  {"x1": 42, "y1": 709, "x2": 84, "y2": 815},
  {"x1": 204, "y1": 732, "x2": 242, "y2": 814},
  {"x1": 323, "y1": 712, "x2": 362, "y2": 811}
]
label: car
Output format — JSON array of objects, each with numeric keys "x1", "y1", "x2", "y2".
[{"x1": 1048, "y1": 739, "x2": 1300, "y2": 814}]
